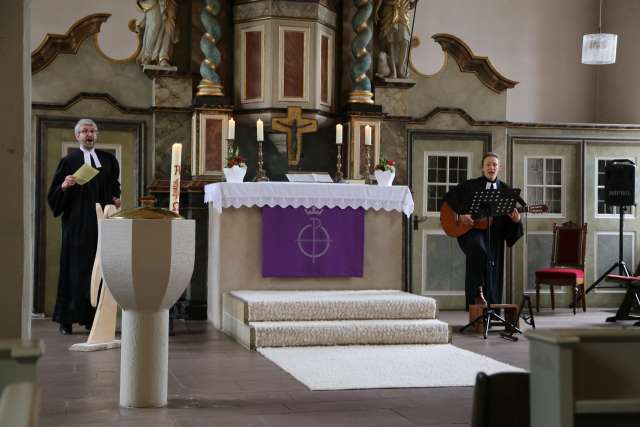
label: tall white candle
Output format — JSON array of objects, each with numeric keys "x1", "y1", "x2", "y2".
[
  {"x1": 256, "y1": 118, "x2": 264, "y2": 141},
  {"x1": 228, "y1": 118, "x2": 235, "y2": 140},
  {"x1": 336, "y1": 124, "x2": 343, "y2": 145},
  {"x1": 364, "y1": 125, "x2": 372, "y2": 146},
  {"x1": 169, "y1": 143, "x2": 182, "y2": 214}
]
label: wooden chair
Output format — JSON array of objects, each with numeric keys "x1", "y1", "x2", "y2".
[
  {"x1": 471, "y1": 372, "x2": 530, "y2": 427},
  {"x1": 534, "y1": 221, "x2": 588, "y2": 314}
]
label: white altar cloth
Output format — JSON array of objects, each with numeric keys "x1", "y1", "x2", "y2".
[{"x1": 204, "y1": 182, "x2": 414, "y2": 217}]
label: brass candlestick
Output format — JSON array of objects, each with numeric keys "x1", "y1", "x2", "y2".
[
  {"x1": 364, "y1": 144, "x2": 373, "y2": 184},
  {"x1": 335, "y1": 145, "x2": 345, "y2": 183},
  {"x1": 254, "y1": 140, "x2": 269, "y2": 182}
]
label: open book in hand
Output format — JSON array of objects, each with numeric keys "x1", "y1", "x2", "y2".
[{"x1": 72, "y1": 164, "x2": 99, "y2": 185}]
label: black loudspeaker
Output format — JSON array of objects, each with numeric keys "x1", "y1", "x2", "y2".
[{"x1": 605, "y1": 159, "x2": 636, "y2": 206}]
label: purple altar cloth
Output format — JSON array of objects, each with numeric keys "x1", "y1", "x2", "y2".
[{"x1": 262, "y1": 206, "x2": 364, "y2": 277}]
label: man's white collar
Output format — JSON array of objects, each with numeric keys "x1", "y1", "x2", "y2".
[{"x1": 79, "y1": 146, "x2": 102, "y2": 168}]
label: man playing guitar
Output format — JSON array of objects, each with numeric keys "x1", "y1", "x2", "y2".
[{"x1": 442, "y1": 152, "x2": 523, "y2": 309}]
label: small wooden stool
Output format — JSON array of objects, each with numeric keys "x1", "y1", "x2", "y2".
[{"x1": 468, "y1": 304, "x2": 519, "y2": 334}]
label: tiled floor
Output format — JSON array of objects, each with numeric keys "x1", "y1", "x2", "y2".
[{"x1": 34, "y1": 308, "x2": 628, "y2": 426}]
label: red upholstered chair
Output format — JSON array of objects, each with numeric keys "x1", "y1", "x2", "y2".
[{"x1": 534, "y1": 221, "x2": 588, "y2": 314}]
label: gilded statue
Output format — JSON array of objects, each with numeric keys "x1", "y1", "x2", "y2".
[
  {"x1": 374, "y1": 0, "x2": 417, "y2": 79},
  {"x1": 135, "y1": 0, "x2": 179, "y2": 67}
]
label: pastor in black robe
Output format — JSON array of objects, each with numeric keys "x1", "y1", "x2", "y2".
[
  {"x1": 444, "y1": 176, "x2": 523, "y2": 308},
  {"x1": 47, "y1": 149, "x2": 121, "y2": 328}
]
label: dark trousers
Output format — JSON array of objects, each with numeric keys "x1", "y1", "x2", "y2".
[{"x1": 457, "y1": 228, "x2": 503, "y2": 309}]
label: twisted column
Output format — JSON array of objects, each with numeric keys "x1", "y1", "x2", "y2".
[
  {"x1": 197, "y1": 0, "x2": 224, "y2": 97},
  {"x1": 349, "y1": 0, "x2": 374, "y2": 104}
]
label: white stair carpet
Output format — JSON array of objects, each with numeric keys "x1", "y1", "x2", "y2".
[
  {"x1": 250, "y1": 319, "x2": 450, "y2": 347},
  {"x1": 230, "y1": 290, "x2": 437, "y2": 322}
]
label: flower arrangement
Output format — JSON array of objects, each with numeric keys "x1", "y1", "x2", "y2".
[
  {"x1": 226, "y1": 146, "x2": 246, "y2": 168},
  {"x1": 375, "y1": 158, "x2": 395, "y2": 173}
]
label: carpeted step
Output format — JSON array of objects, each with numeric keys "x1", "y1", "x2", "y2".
[
  {"x1": 250, "y1": 319, "x2": 450, "y2": 348},
  {"x1": 229, "y1": 290, "x2": 438, "y2": 322}
]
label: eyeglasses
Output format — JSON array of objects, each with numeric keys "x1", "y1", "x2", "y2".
[{"x1": 78, "y1": 129, "x2": 98, "y2": 135}]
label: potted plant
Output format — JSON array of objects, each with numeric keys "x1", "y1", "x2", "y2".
[
  {"x1": 223, "y1": 146, "x2": 247, "y2": 183},
  {"x1": 374, "y1": 158, "x2": 395, "y2": 186}
]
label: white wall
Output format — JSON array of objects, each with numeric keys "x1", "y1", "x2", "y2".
[
  {"x1": 31, "y1": 0, "x2": 139, "y2": 61},
  {"x1": 597, "y1": 0, "x2": 640, "y2": 124},
  {"x1": 411, "y1": 0, "x2": 600, "y2": 123}
]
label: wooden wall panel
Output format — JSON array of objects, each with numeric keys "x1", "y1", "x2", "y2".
[
  {"x1": 283, "y1": 31, "x2": 305, "y2": 98},
  {"x1": 245, "y1": 31, "x2": 262, "y2": 100},
  {"x1": 321, "y1": 35, "x2": 329, "y2": 104},
  {"x1": 205, "y1": 118, "x2": 222, "y2": 171}
]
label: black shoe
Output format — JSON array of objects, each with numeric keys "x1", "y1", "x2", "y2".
[{"x1": 59, "y1": 323, "x2": 72, "y2": 335}]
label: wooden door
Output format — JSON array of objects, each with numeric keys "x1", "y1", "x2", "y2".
[
  {"x1": 511, "y1": 138, "x2": 581, "y2": 309},
  {"x1": 409, "y1": 131, "x2": 489, "y2": 309},
  {"x1": 36, "y1": 118, "x2": 141, "y2": 315},
  {"x1": 582, "y1": 141, "x2": 640, "y2": 307}
]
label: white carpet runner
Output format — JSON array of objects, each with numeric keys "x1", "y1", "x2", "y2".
[{"x1": 258, "y1": 344, "x2": 525, "y2": 390}]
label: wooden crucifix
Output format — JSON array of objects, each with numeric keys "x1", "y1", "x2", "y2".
[{"x1": 271, "y1": 106, "x2": 318, "y2": 167}]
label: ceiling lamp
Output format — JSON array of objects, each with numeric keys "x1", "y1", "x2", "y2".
[{"x1": 582, "y1": 0, "x2": 618, "y2": 65}]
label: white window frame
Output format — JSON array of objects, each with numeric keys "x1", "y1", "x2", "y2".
[
  {"x1": 524, "y1": 155, "x2": 565, "y2": 218},
  {"x1": 424, "y1": 151, "x2": 472, "y2": 217},
  {"x1": 594, "y1": 156, "x2": 636, "y2": 219}
]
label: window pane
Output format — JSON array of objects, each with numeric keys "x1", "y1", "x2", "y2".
[
  {"x1": 459, "y1": 157, "x2": 467, "y2": 169},
  {"x1": 545, "y1": 187, "x2": 562, "y2": 213},
  {"x1": 544, "y1": 159, "x2": 562, "y2": 185},
  {"x1": 598, "y1": 171, "x2": 606, "y2": 187},
  {"x1": 428, "y1": 156, "x2": 437, "y2": 169},
  {"x1": 438, "y1": 157, "x2": 446, "y2": 168},
  {"x1": 527, "y1": 158, "x2": 543, "y2": 185},
  {"x1": 598, "y1": 159, "x2": 607, "y2": 173},
  {"x1": 527, "y1": 186, "x2": 543, "y2": 205},
  {"x1": 546, "y1": 158, "x2": 560, "y2": 173},
  {"x1": 427, "y1": 184, "x2": 447, "y2": 212},
  {"x1": 450, "y1": 157, "x2": 458, "y2": 168},
  {"x1": 437, "y1": 170, "x2": 446, "y2": 182},
  {"x1": 428, "y1": 169, "x2": 436, "y2": 182}
]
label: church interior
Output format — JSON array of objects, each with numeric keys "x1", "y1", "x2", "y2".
[{"x1": 3, "y1": 0, "x2": 640, "y2": 426}]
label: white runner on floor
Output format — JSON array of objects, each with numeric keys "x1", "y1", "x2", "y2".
[{"x1": 258, "y1": 344, "x2": 524, "y2": 391}]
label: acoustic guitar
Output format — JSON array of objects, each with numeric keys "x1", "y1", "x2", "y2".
[{"x1": 440, "y1": 201, "x2": 548, "y2": 237}]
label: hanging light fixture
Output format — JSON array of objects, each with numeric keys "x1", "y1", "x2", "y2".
[{"x1": 582, "y1": 0, "x2": 618, "y2": 64}]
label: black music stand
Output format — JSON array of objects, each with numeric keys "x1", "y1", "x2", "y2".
[{"x1": 460, "y1": 188, "x2": 524, "y2": 339}]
